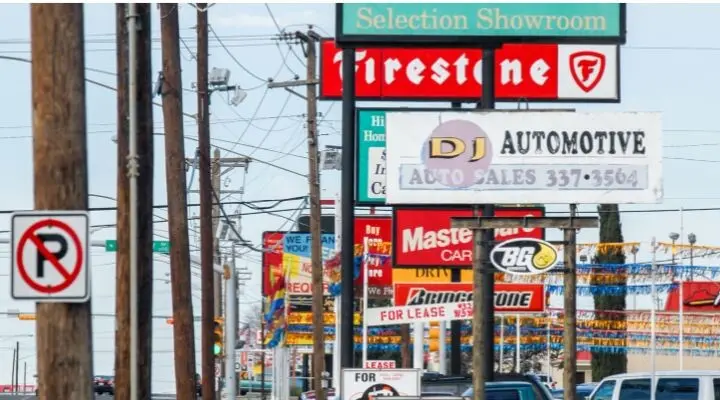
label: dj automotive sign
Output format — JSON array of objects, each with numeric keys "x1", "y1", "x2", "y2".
[{"x1": 384, "y1": 111, "x2": 663, "y2": 205}]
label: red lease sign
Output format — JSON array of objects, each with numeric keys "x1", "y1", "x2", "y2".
[
  {"x1": 354, "y1": 216, "x2": 392, "y2": 287},
  {"x1": 393, "y1": 283, "x2": 546, "y2": 313},
  {"x1": 319, "y1": 39, "x2": 619, "y2": 102},
  {"x1": 365, "y1": 360, "x2": 396, "y2": 369},
  {"x1": 392, "y1": 207, "x2": 544, "y2": 267}
]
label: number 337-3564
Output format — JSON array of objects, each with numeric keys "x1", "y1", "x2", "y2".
[{"x1": 546, "y1": 168, "x2": 639, "y2": 188}]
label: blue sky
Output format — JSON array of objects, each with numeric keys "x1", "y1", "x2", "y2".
[{"x1": 0, "y1": 2, "x2": 719, "y2": 393}]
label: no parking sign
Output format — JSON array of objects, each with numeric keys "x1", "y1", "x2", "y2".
[{"x1": 10, "y1": 212, "x2": 90, "y2": 302}]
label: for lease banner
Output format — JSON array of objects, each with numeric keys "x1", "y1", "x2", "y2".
[
  {"x1": 366, "y1": 295, "x2": 542, "y2": 326},
  {"x1": 385, "y1": 111, "x2": 663, "y2": 205}
]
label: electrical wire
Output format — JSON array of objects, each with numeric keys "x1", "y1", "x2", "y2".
[
  {"x1": 223, "y1": 87, "x2": 270, "y2": 153},
  {"x1": 245, "y1": 91, "x2": 293, "y2": 158},
  {"x1": 264, "y1": 4, "x2": 307, "y2": 67},
  {"x1": 209, "y1": 25, "x2": 272, "y2": 88}
]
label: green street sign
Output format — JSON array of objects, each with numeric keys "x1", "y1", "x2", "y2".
[
  {"x1": 105, "y1": 240, "x2": 171, "y2": 253},
  {"x1": 153, "y1": 241, "x2": 171, "y2": 253},
  {"x1": 356, "y1": 109, "x2": 387, "y2": 205},
  {"x1": 336, "y1": 3, "x2": 626, "y2": 46},
  {"x1": 105, "y1": 240, "x2": 117, "y2": 252}
]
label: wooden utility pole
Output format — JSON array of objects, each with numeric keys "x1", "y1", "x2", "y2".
[
  {"x1": 196, "y1": 4, "x2": 216, "y2": 400},
  {"x1": 160, "y1": 5, "x2": 197, "y2": 399},
  {"x1": 452, "y1": 209, "x2": 597, "y2": 400},
  {"x1": 563, "y1": 205, "x2": 579, "y2": 400},
  {"x1": 269, "y1": 29, "x2": 325, "y2": 396},
  {"x1": 31, "y1": 4, "x2": 94, "y2": 399},
  {"x1": 115, "y1": 4, "x2": 155, "y2": 400},
  {"x1": 114, "y1": 5, "x2": 130, "y2": 399},
  {"x1": 266, "y1": 30, "x2": 322, "y2": 396},
  {"x1": 305, "y1": 32, "x2": 325, "y2": 399}
]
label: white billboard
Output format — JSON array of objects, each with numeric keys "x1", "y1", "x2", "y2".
[{"x1": 385, "y1": 111, "x2": 662, "y2": 204}]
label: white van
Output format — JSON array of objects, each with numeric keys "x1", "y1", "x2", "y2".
[{"x1": 588, "y1": 370, "x2": 720, "y2": 400}]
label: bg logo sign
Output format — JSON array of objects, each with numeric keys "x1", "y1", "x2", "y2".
[{"x1": 490, "y1": 238, "x2": 559, "y2": 275}]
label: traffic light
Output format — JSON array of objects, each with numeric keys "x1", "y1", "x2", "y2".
[
  {"x1": 428, "y1": 322, "x2": 440, "y2": 352},
  {"x1": 213, "y1": 317, "x2": 224, "y2": 356}
]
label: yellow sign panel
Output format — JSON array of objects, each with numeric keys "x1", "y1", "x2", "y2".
[
  {"x1": 392, "y1": 268, "x2": 473, "y2": 283},
  {"x1": 18, "y1": 313, "x2": 36, "y2": 321}
]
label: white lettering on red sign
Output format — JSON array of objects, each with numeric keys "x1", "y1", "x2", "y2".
[
  {"x1": 320, "y1": 40, "x2": 618, "y2": 101},
  {"x1": 393, "y1": 208, "x2": 545, "y2": 267}
]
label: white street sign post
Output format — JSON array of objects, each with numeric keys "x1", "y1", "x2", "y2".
[{"x1": 11, "y1": 211, "x2": 90, "y2": 302}]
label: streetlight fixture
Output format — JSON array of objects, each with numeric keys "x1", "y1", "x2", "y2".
[
  {"x1": 688, "y1": 233, "x2": 697, "y2": 278},
  {"x1": 669, "y1": 232, "x2": 680, "y2": 264}
]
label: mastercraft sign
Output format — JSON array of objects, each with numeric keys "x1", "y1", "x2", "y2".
[
  {"x1": 384, "y1": 111, "x2": 663, "y2": 205},
  {"x1": 336, "y1": 3, "x2": 626, "y2": 46}
]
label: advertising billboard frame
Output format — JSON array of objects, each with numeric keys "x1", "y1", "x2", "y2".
[
  {"x1": 320, "y1": 39, "x2": 621, "y2": 103},
  {"x1": 335, "y1": 4, "x2": 627, "y2": 47},
  {"x1": 383, "y1": 110, "x2": 663, "y2": 205},
  {"x1": 391, "y1": 205, "x2": 546, "y2": 268}
]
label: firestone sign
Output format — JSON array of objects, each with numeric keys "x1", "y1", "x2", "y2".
[
  {"x1": 336, "y1": 3, "x2": 626, "y2": 46},
  {"x1": 393, "y1": 283, "x2": 546, "y2": 313},
  {"x1": 384, "y1": 111, "x2": 663, "y2": 205},
  {"x1": 321, "y1": 40, "x2": 619, "y2": 102}
]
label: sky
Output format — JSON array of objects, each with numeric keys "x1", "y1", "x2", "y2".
[{"x1": 0, "y1": 2, "x2": 719, "y2": 394}]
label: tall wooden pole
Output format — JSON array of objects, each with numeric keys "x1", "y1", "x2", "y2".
[
  {"x1": 160, "y1": 5, "x2": 198, "y2": 399},
  {"x1": 196, "y1": 3, "x2": 216, "y2": 399},
  {"x1": 135, "y1": 4, "x2": 155, "y2": 398},
  {"x1": 114, "y1": 4, "x2": 130, "y2": 399},
  {"x1": 116, "y1": 5, "x2": 154, "y2": 399},
  {"x1": 305, "y1": 32, "x2": 326, "y2": 400},
  {"x1": 31, "y1": 4, "x2": 94, "y2": 399},
  {"x1": 563, "y1": 205, "x2": 578, "y2": 400}
]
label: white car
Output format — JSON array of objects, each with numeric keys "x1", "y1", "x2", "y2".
[{"x1": 588, "y1": 370, "x2": 720, "y2": 400}]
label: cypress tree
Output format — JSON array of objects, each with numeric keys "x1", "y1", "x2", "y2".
[{"x1": 591, "y1": 204, "x2": 628, "y2": 380}]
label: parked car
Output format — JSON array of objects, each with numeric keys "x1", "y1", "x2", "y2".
[
  {"x1": 534, "y1": 373, "x2": 558, "y2": 390},
  {"x1": 427, "y1": 373, "x2": 553, "y2": 399},
  {"x1": 93, "y1": 375, "x2": 114, "y2": 395},
  {"x1": 551, "y1": 383, "x2": 597, "y2": 399},
  {"x1": 588, "y1": 370, "x2": 720, "y2": 400},
  {"x1": 463, "y1": 381, "x2": 550, "y2": 399}
]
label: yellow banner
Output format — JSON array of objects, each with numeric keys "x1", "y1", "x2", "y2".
[{"x1": 392, "y1": 268, "x2": 473, "y2": 283}]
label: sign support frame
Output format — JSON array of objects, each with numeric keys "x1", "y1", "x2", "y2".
[{"x1": 452, "y1": 205, "x2": 598, "y2": 400}]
